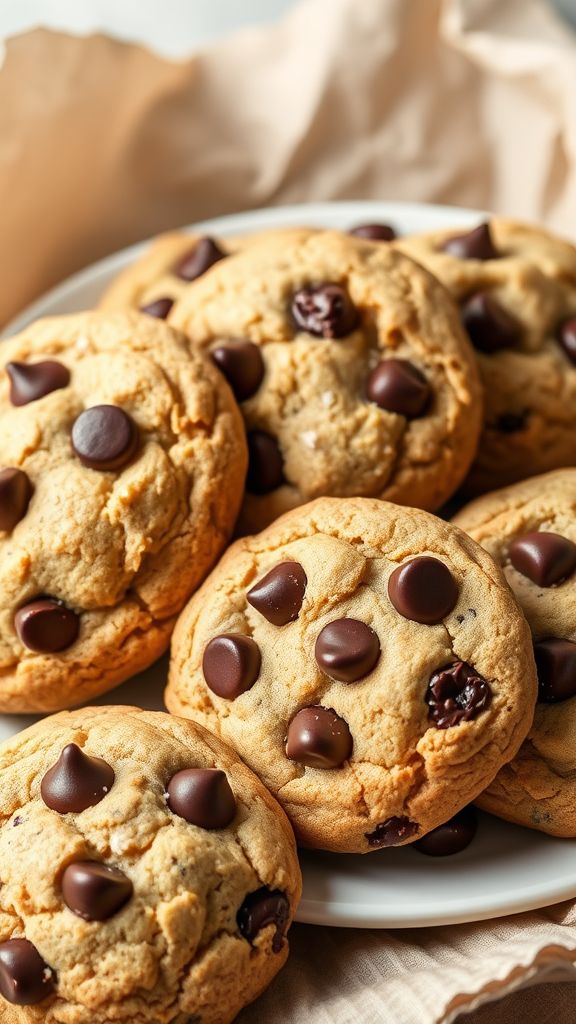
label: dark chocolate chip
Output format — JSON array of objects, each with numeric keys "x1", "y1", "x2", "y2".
[
  {"x1": 0, "y1": 938, "x2": 55, "y2": 1006},
  {"x1": 14, "y1": 598, "x2": 79, "y2": 653},
  {"x1": 314, "y1": 618, "x2": 380, "y2": 682},
  {"x1": 349, "y1": 223, "x2": 396, "y2": 241},
  {"x1": 175, "y1": 237, "x2": 226, "y2": 281},
  {"x1": 246, "y1": 430, "x2": 284, "y2": 494},
  {"x1": 62, "y1": 861, "x2": 133, "y2": 921},
  {"x1": 41, "y1": 743, "x2": 115, "y2": 813},
  {"x1": 365, "y1": 816, "x2": 419, "y2": 848},
  {"x1": 366, "y1": 359, "x2": 430, "y2": 418},
  {"x1": 461, "y1": 292, "x2": 520, "y2": 353},
  {"x1": 285, "y1": 706, "x2": 352, "y2": 768},
  {"x1": 247, "y1": 562, "x2": 307, "y2": 626},
  {"x1": 413, "y1": 805, "x2": 477, "y2": 856},
  {"x1": 140, "y1": 296, "x2": 174, "y2": 319},
  {"x1": 237, "y1": 888, "x2": 290, "y2": 954},
  {"x1": 0, "y1": 468, "x2": 32, "y2": 531},
  {"x1": 167, "y1": 768, "x2": 237, "y2": 829},
  {"x1": 495, "y1": 411, "x2": 527, "y2": 433},
  {"x1": 388, "y1": 557, "x2": 458, "y2": 624},
  {"x1": 211, "y1": 340, "x2": 264, "y2": 401},
  {"x1": 6, "y1": 360, "x2": 70, "y2": 406},
  {"x1": 426, "y1": 661, "x2": 492, "y2": 728},
  {"x1": 534, "y1": 638, "x2": 576, "y2": 703},
  {"x1": 291, "y1": 284, "x2": 359, "y2": 338},
  {"x1": 558, "y1": 317, "x2": 576, "y2": 365},
  {"x1": 71, "y1": 405, "x2": 139, "y2": 471},
  {"x1": 441, "y1": 222, "x2": 499, "y2": 260},
  {"x1": 509, "y1": 532, "x2": 576, "y2": 587},
  {"x1": 202, "y1": 634, "x2": 261, "y2": 700}
]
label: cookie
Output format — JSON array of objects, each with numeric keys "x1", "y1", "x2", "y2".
[
  {"x1": 395, "y1": 219, "x2": 576, "y2": 494},
  {"x1": 166, "y1": 496, "x2": 536, "y2": 853},
  {"x1": 0, "y1": 311, "x2": 247, "y2": 713},
  {"x1": 454, "y1": 468, "x2": 576, "y2": 836},
  {"x1": 167, "y1": 229, "x2": 483, "y2": 532},
  {"x1": 99, "y1": 230, "x2": 292, "y2": 319},
  {"x1": 0, "y1": 705, "x2": 300, "y2": 1023}
]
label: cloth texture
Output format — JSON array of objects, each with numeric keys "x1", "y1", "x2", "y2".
[{"x1": 2, "y1": 0, "x2": 576, "y2": 1019}]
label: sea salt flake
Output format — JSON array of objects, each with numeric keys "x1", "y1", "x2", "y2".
[{"x1": 301, "y1": 431, "x2": 317, "y2": 449}]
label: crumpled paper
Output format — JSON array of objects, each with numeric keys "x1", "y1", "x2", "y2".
[
  {"x1": 2, "y1": 0, "x2": 576, "y2": 1020},
  {"x1": 1, "y1": 0, "x2": 576, "y2": 328}
]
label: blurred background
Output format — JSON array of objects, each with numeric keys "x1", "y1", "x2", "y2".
[{"x1": 1, "y1": 0, "x2": 576, "y2": 326}]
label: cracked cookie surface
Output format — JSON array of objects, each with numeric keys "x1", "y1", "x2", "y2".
[
  {"x1": 0, "y1": 706, "x2": 300, "y2": 1024},
  {"x1": 395, "y1": 219, "x2": 576, "y2": 494},
  {"x1": 0, "y1": 311, "x2": 247, "y2": 712},
  {"x1": 166, "y1": 496, "x2": 536, "y2": 852},
  {"x1": 167, "y1": 229, "x2": 482, "y2": 532},
  {"x1": 454, "y1": 469, "x2": 576, "y2": 836}
]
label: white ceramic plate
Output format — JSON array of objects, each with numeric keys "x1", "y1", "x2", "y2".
[{"x1": 5, "y1": 200, "x2": 576, "y2": 929}]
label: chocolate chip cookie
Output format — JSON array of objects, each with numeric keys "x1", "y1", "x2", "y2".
[
  {"x1": 166, "y1": 496, "x2": 536, "y2": 852},
  {"x1": 396, "y1": 219, "x2": 576, "y2": 494},
  {"x1": 0, "y1": 706, "x2": 300, "y2": 1023},
  {"x1": 454, "y1": 468, "x2": 576, "y2": 836},
  {"x1": 168, "y1": 229, "x2": 483, "y2": 532},
  {"x1": 0, "y1": 311, "x2": 247, "y2": 712}
]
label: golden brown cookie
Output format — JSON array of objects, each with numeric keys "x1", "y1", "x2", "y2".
[
  {"x1": 396, "y1": 219, "x2": 576, "y2": 494},
  {"x1": 168, "y1": 229, "x2": 483, "y2": 532},
  {"x1": 0, "y1": 311, "x2": 247, "y2": 713},
  {"x1": 166, "y1": 496, "x2": 537, "y2": 853},
  {"x1": 0, "y1": 706, "x2": 300, "y2": 1023},
  {"x1": 454, "y1": 469, "x2": 576, "y2": 836}
]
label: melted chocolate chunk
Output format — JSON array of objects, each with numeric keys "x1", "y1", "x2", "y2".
[{"x1": 425, "y1": 661, "x2": 492, "y2": 728}]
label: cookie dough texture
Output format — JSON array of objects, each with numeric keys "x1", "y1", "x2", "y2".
[
  {"x1": 98, "y1": 230, "x2": 290, "y2": 314},
  {"x1": 0, "y1": 311, "x2": 247, "y2": 712},
  {"x1": 396, "y1": 220, "x2": 576, "y2": 494},
  {"x1": 0, "y1": 706, "x2": 300, "y2": 1024},
  {"x1": 168, "y1": 229, "x2": 483, "y2": 532},
  {"x1": 166, "y1": 497, "x2": 537, "y2": 852},
  {"x1": 454, "y1": 469, "x2": 576, "y2": 835}
]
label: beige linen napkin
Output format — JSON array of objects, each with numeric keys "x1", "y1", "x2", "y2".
[
  {"x1": 1, "y1": 0, "x2": 576, "y2": 327},
  {"x1": 2, "y1": 0, "x2": 576, "y2": 1019}
]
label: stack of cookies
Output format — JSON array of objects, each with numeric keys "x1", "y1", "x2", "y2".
[{"x1": 1, "y1": 214, "x2": 575, "y2": 1023}]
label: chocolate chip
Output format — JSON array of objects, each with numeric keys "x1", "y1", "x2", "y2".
[
  {"x1": 509, "y1": 532, "x2": 576, "y2": 587},
  {"x1": 14, "y1": 598, "x2": 79, "y2": 653},
  {"x1": 315, "y1": 618, "x2": 380, "y2": 682},
  {"x1": 211, "y1": 340, "x2": 264, "y2": 401},
  {"x1": 237, "y1": 888, "x2": 290, "y2": 954},
  {"x1": 175, "y1": 237, "x2": 226, "y2": 281},
  {"x1": 41, "y1": 743, "x2": 115, "y2": 813},
  {"x1": 557, "y1": 317, "x2": 576, "y2": 365},
  {"x1": 534, "y1": 638, "x2": 576, "y2": 703},
  {"x1": 0, "y1": 939, "x2": 55, "y2": 1006},
  {"x1": 140, "y1": 296, "x2": 174, "y2": 319},
  {"x1": 246, "y1": 430, "x2": 284, "y2": 494},
  {"x1": 441, "y1": 222, "x2": 499, "y2": 260},
  {"x1": 6, "y1": 360, "x2": 70, "y2": 406},
  {"x1": 167, "y1": 768, "x2": 237, "y2": 829},
  {"x1": 291, "y1": 284, "x2": 359, "y2": 338},
  {"x1": 495, "y1": 411, "x2": 527, "y2": 433},
  {"x1": 0, "y1": 468, "x2": 32, "y2": 531},
  {"x1": 388, "y1": 557, "x2": 458, "y2": 624},
  {"x1": 426, "y1": 661, "x2": 492, "y2": 728},
  {"x1": 202, "y1": 634, "x2": 261, "y2": 700},
  {"x1": 247, "y1": 562, "x2": 307, "y2": 626},
  {"x1": 62, "y1": 861, "x2": 133, "y2": 921},
  {"x1": 365, "y1": 816, "x2": 419, "y2": 848},
  {"x1": 413, "y1": 805, "x2": 477, "y2": 856},
  {"x1": 349, "y1": 223, "x2": 396, "y2": 241},
  {"x1": 366, "y1": 359, "x2": 430, "y2": 418},
  {"x1": 285, "y1": 706, "x2": 352, "y2": 768},
  {"x1": 461, "y1": 292, "x2": 520, "y2": 353},
  {"x1": 71, "y1": 405, "x2": 139, "y2": 471}
]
